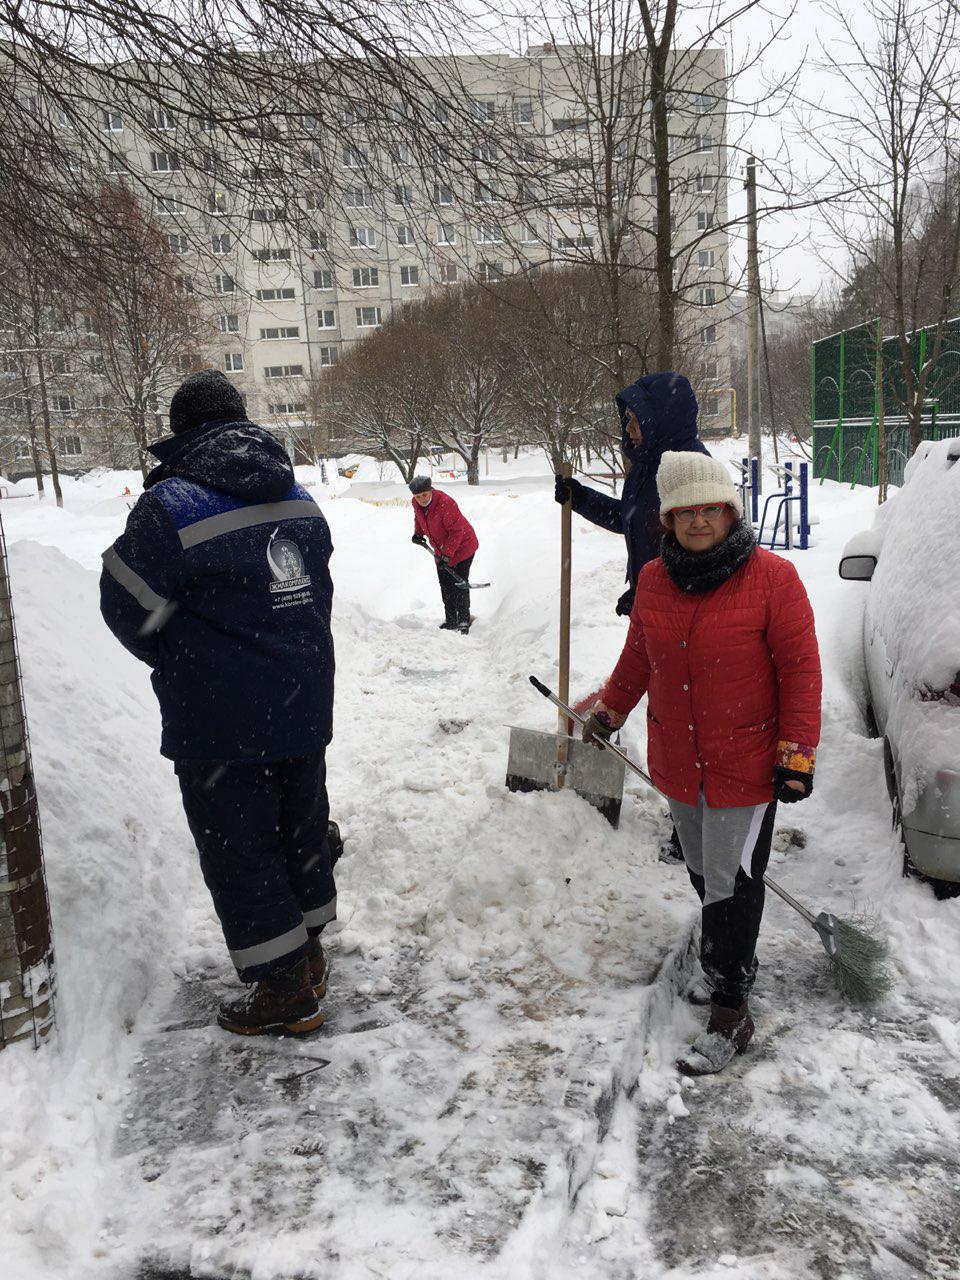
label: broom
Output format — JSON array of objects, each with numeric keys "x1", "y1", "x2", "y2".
[{"x1": 528, "y1": 676, "x2": 893, "y2": 1004}]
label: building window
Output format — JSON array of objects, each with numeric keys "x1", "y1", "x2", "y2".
[
  {"x1": 211, "y1": 233, "x2": 231, "y2": 255},
  {"x1": 440, "y1": 264, "x2": 459, "y2": 284},
  {"x1": 397, "y1": 224, "x2": 415, "y2": 245},
  {"x1": 477, "y1": 262, "x2": 503, "y2": 284},
  {"x1": 400, "y1": 265, "x2": 419, "y2": 286},
  {"x1": 167, "y1": 234, "x2": 188, "y2": 254},
  {"x1": 520, "y1": 223, "x2": 540, "y2": 244},
  {"x1": 342, "y1": 145, "x2": 368, "y2": 168},
  {"x1": 197, "y1": 115, "x2": 217, "y2": 132},
  {"x1": 694, "y1": 93, "x2": 715, "y2": 115},
  {"x1": 553, "y1": 117, "x2": 589, "y2": 132},
  {"x1": 472, "y1": 141, "x2": 499, "y2": 164},
  {"x1": 556, "y1": 234, "x2": 593, "y2": 249},
  {"x1": 696, "y1": 134, "x2": 714, "y2": 153},
  {"x1": 253, "y1": 247, "x2": 292, "y2": 262},
  {"x1": 437, "y1": 223, "x2": 457, "y2": 245},
  {"x1": 219, "y1": 314, "x2": 239, "y2": 333},
  {"x1": 259, "y1": 326, "x2": 300, "y2": 340},
  {"x1": 474, "y1": 181, "x2": 498, "y2": 204},
  {"x1": 698, "y1": 249, "x2": 716, "y2": 268},
  {"x1": 476, "y1": 222, "x2": 502, "y2": 244},
  {"x1": 344, "y1": 186, "x2": 373, "y2": 208},
  {"x1": 157, "y1": 196, "x2": 184, "y2": 215},
  {"x1": 513, "y1": 99, "x2": 534, "y2": 125},
  {"x1": 51, "y1": 395, "x2": 75, "y2": 414},
  {"x1": 301, "y1": 113, "x2": 319, "y2": 133},
  {"x1": 208, "y1": 191, "x2": 229, "y2": 214},
  {"x1": 349, "y1": 226, "x2": 377, "y2": 248},
  {"x1": 698, "y1": 286, "x2": 716, "y2": 306},
  {"x1": 146, "y1": 107, "x2": 174, "y2": 131},
  {"x1": 151, "y1": 151, "x2": 179, "y2": 173},
  {"x1": 343, "y1": 104, "x2": 367, "y2": 127},
  {"x1": 215, "y1": 275, "x2": 236, "y2": 294},
  {"x1": 699, "y1": 324, "x2": 717, "y2": 345},
  {"x1": 701, "y1": 358, "x2": 719, "y2": 379},
  {"x1": 356, "y1": 306, "x2": 382, "y2": 328},
  {"x1": 696, "y1": 174, "x2": 716, "y2": 193},
  {"x1": 49, "y1": 354, "x2": 71, "y2": 374},
  {"x1": 104, "y1": 151, "x2": 127, "y2": 175},
  {"x1": 14, "y1": 440, "x2": 31, "y2": 459},
  {"x1": 309, "y1": 230, "x2": 328, "y2": 252},
  {"x1": 470, "y1": 99, "x2": 495, "y2": 122},
  {"x1": 696, "y1": 211, "x2": 715, "y2": 230},
  {"x1": 313, "y1": 269, "x2": 334, "y2": 290},
  {"x1": 264, "y1": 364, "x2": 304, "y2": 378},
  {"x1": 180, "y1": 275, "x2": 195, "y2": 294},
  {"x1": 434, "y1": 184, "x2": 454, "y2": 206},
  {"x1": 270, "y1": 402, "x2": 306, "y2": 416},
  {"x1": 392, "y1": 184, "x2": 414, "y2": 205},
  {"x1": 256, "y1": 287, "x2": 296, "y2": 301},
  {"x1": 352, "y1": 267, "x2": 379, "y2": 288},
  {"x1": 57, "y1": 434, "x2": 82, "y2": 455},
  {"x1": 318, "y1": 346, "x2": 339, "y2": 367},
  {"x1": 224, "y1": 353, "x2": 244, "y2": 371},
  {"x1": 317, "y1": 309, "x2": 337, "y2": 329},
  {"x1": 102, "y1": 110, "x2": 123, "y2": 132},
  {"x1": 251, "y1": 206, "x2": 282, "y2": 223}
]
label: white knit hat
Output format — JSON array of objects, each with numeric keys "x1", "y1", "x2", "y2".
[{"x1": 656, "y1": 451, "x2": 742, "y2": 517}]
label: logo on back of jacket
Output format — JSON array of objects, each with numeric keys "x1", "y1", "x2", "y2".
[{"x1": 267, "y1": 528, "x2": 313, "y2": 609}]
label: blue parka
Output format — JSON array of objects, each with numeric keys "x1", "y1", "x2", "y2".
[
  {"x1": 100, "y1": 419, "x2": 334, "y2": 762},
  {"x1": 569, "y1": 372, "x2": 709, "y2": 603}
]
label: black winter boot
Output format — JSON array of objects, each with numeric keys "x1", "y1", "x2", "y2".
[
  {"x1": 217, "y1": 956, "x2": 323, "y2": 1036},
  {"x1": 676, "y1": 1000, "x2": 754, "y2": 1075},
  {"x1": 306, "y1": 937, "x2": 330, "y2": 998}
]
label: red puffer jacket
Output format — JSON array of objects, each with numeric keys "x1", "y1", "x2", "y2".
[
  {"x1": 601, "y1": 548, "x2": 821, "y2": 807},
  {"x1": 413, "y1": 489, "x2": 479, "y2": 565}
]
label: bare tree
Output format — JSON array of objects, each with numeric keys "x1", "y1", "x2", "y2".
[
  {"x1": 77, "y1": 182, "x2": 208, "y2": 474},
  {"x1": 810, "y1": 0, "x2": 960, "y2": 453}
]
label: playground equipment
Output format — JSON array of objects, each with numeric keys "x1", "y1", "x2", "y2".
[{"x1": 736, "y1": 457, "x2": 811, "y2": 551}]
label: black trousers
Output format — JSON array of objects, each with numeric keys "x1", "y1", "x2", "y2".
[
  {"x1": 175, "y1": 751, "x2": 336, "y2": 982},
  {"x1": 437, "y1": 554, "x2": 474, "y2": 627}
]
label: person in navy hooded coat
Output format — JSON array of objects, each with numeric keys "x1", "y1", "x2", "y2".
[
  {"x1": 100, "y1": 369, "x2": 337, "y2": 1038},
  {"x1": 555, "y1": 371, "x2": 709, "y2": 616}
]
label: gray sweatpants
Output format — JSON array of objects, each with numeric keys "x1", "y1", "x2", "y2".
[{"x1": 668, "y1": 790, "x2": 777, "y2": 1007}]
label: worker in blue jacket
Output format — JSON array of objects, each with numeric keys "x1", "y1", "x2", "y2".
[
  {"x1": 556, "y1": 371, "x2": 709, "y2": 616},
  {"x1": 100, "y1": 369, "x2": 337, "y2": 1038}
]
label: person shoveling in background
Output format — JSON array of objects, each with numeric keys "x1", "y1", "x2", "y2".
[
  {"x1": 555, "y1": 371, "x2": 710, "y2": 863},
  {"x1": 582, "y1": 451, "x2": 822, "y2": 1075},
  {"x1": 410, "y1": 475, "x2": 479, "y2": 634},
  {"x1": 554, "y1": 371, "x2": 709, "y2": 620}
]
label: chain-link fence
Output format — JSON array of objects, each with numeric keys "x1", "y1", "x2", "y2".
[{"x1": 812, "y1": 317, "x2": 960, "y2": 486}]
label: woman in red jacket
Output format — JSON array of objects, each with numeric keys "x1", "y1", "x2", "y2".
[
  {"x1": 410, "y1": 476, "x2": 479, "y2": 633},
  {"x1": 584, "y1": 451, "x2": 821, "y2": 1075}
]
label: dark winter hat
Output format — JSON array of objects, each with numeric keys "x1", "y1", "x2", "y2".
[
  {"x1": 409, "y1": 475, "x2": 433, "y2": 494},
  {"x1": 169, "y1": 368, "x2": 246, "y2": 435}
]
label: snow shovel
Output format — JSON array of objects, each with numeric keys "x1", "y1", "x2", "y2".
[
  {"x1": 505, "y1": 464, "x2": 626, "y2": 826},
  {"x1": 528, "y1": 676, "x2": 892, "y2": 1004},
  {"x1": 414, "y1": 539, "x2": 490, "y2": 589}
]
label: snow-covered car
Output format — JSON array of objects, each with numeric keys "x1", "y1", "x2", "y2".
[{"x1": 839, "y1": 436, "x2": 960, "y2": 893}]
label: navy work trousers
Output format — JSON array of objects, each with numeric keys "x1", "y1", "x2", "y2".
[{"x1": 175, "y1": 751, "x2": 336, "y2": 982}]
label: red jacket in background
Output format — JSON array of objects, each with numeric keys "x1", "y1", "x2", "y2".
[
  {"x1": 601, "y1": 548, "x2": 822, "y2": 807},
  {"x1": 413, "y1": 489, "x2": 479, "y2": 565}
]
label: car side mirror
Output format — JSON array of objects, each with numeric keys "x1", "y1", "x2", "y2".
[{"x1": 839, "y1": 555, "x2": 877, "y2": 581}]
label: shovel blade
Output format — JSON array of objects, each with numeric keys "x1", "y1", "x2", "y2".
[{"x1": 506, "y1": 727, "x2": 625, "y2": 827}]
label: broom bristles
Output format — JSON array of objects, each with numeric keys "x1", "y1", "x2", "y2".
[{"x1": 829, "y1": 915, "x2": 893, "y2": 1003}]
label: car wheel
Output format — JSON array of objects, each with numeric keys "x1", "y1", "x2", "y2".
[{"x1": 930, "y1": 877, "x2": 960, "y2": 900}]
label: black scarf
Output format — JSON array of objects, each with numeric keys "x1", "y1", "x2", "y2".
[{"x1": 661, "y1": 519, "x2": 756, "y2": 594}]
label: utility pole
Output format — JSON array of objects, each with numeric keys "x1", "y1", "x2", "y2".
[{"x1": 745, "y1": 155, "x2": 762, "y2": 493}]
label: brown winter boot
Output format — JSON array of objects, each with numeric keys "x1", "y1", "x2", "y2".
[
  {"x1": 217, "y1": 956, "x2": 324, "y2": 1037},
  {"x1": 676, "y1": 1000, "x2": 755, "y2": 1076},
  {"x1": 307, "y1": 937, "x2": 330, "y2": 998}
]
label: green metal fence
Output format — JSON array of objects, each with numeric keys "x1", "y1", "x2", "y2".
[{"x1": 811, "y1": 316, "x2": 960, "y2": 486}]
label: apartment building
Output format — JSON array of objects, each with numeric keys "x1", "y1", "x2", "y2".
[{"x1": 4, "y1": 41, "x2": 732, "y2": 477}]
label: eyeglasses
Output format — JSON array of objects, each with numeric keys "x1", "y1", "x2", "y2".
[{"x1": 671, "y1": 503, "x2": 728, "y2": 523}]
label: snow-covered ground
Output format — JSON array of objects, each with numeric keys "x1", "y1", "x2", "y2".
[{"x1": 3, "y1": 442, "x2": 959, "y2": 1280}]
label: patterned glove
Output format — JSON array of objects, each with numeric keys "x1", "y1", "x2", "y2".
[
  {"x1": 774, "y1": 767, "x2": 813, "y2": 803},
  {"x1": 583, "y1": 709, "x2": 616, "y2": 745}
]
